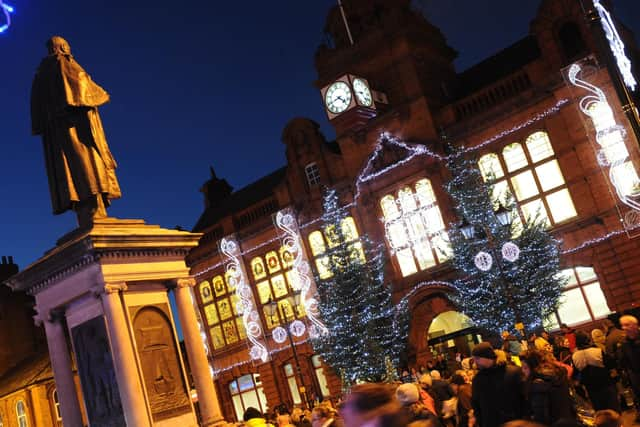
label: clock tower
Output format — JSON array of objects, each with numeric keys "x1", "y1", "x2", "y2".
[{"x1": 320, "y1": 74, "x2": 377, "y2": 131}]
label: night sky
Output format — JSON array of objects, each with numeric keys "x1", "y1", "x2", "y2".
[{"x1": 1, "y1": 1, "x2": 639, "y2": 268}]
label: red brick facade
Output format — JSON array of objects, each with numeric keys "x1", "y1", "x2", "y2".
[{"x1": 187, "y1": 0, "x2": 640, "y2": 420}]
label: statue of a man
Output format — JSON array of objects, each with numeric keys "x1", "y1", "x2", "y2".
[{"x1": 31, "y1": 36, "x2": 121, "y2": 228}]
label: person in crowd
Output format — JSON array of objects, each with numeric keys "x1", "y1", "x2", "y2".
[
  {"x1": 553, "y1": 335, "x2": 572, "y2": 365},
  {"x1": 311, "y1": 404, "x2": 341, "y2": 427},
  {"x1": 417, "y1": 374, "x2": 438, "y2": 416},
  {"x1": 520, "y1": 349, "x2": 575, "y2": 425},
  {"x1": 619, "y1": 314, "x2": 640, "y2": 419},
  {"x1": 560, "y1": 324, "x2": 577, "y2": 353},
  {"x1": 572, "y1": 332, "x2": 620, "y2": 411},
  {"x1": 396, "y1": 382, "x2": 440, "y2": 424},
  {"x1": 502, "y1": 331, "x2": 522, "y2": 358},
  {"x1": 244, "y1": 407, "x2": 274, "y2": 427},
  {"x1": 277, "y1": 412, "x2": 297, "y2": 427},
  {"x1": 450, "y1": 374, "x2": 472, "y2": 427},
  {"x1": 471, "y1": 342, "x2": 525, "y2": 427},
  {"x1": 593, "y1": 410, "x2": 621, "y2": 427},
  {"x1": 591, "y1": 328, "x2": 607, "y2": 352},
  {"x1": 340, "y1": 383, "x2": 404, "y2": 427},
  {"x1": 430, "y1": 370, "x2": 456, "y2": 423},
  {"x1": 292, "y1": 407, "x2": 312, "y2": 427},
  {"x1": 602, "y1": 319, "x2": 625, "y2": 357}
]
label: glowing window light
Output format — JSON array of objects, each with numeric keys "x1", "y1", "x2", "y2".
[
  {"x1": 593, "y1": 0, "x2": 637, "y2": 91},
  {"x1": 0, "y1": 1, "x2": 13, "y2": 34}
]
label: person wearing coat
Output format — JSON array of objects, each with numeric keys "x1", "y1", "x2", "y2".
[{"x1": 520, "y1": 349, "x2": 576, "y2": 425}]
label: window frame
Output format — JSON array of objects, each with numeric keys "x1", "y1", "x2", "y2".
[
  {"x1": 306, "y1": 216, "x2": 364, "y2": 281},
  {"x1": 378, "y1": 177, "x2": 451, "y2": 278},
  {"x1": 478, "y1": 130, "x2": 577, "y2": 227},
  {"x1": 305, "y1": 162, "x2": 321, "y2": 187},
  {"x1": 228, "y1": 374, "x2": 268, "y2": 422},
  {"x1": 198, "y1": 272, "x2": 245, "y2": 352},
  {"x1": 15, "y1": 400, "x2": 28, "y2": 427}
]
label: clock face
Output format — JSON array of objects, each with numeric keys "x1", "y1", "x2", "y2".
[
  {"x1": 325, "y1": 81, "x2": 352, "y2": 114},
  {"x1": 353, "y1": 78, "x2": 373, "y2": 107}
]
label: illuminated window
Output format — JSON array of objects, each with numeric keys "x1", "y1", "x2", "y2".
[
  {"x1": 16, "y1": 401, "x2": 27, "y2": 427},
  {"x1": 545, "y1": 266, "x2": 611, "y2": 329},
  {"x1": 307, "y1": 217, "x2": 364, "y2": 280},
  {"x1": 198, "y1": 272, "x2": 246, "y2": 351},
  {"x1": 305, "y1": 163, "x2": 321, "y2": 187},
  {"x1": 478, "y1": 131, "x2": 577, "y2": 226},
  {"x1": 312, "y1": 355, "x2": 331, "y2": 398},
  {"x1": 229, "y1": 374, "x2": 269, "y2": 422},
  {"x1": 253, "y1": 247, "x2": 306, "y2": 329},
  {"x1": 284, "y1": 363, "x2": 302, "y2": 405},
  {"x1": 380, "y1": 179, "x2": 451, "y2": 277},
  {"x1": 52, "y1": 389, "x2": 61, "y2": 421}
]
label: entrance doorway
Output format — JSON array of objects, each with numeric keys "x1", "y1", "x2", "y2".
[{"x1": 427, "y1": 311, "x2": 481, "y2": 373}]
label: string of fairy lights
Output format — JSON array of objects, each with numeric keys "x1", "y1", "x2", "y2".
[{"x1": 0, "y1": 1, "x2": 13, "y2": 34}]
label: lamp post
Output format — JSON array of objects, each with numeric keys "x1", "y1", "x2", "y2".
[
  {"x1": 266, "y1": 290, "x2": 310, "y2": 409},
  {"x1": 459, "y1": 203, "x2": 526, "y2": 337}
]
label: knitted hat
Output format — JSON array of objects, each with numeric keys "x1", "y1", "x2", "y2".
[
  {"x1": 395, "y1": 383, "x2": 420, "y2": 406},
  {"x1": 472, "y1": 342, "x2": 496, "y2": 360}
]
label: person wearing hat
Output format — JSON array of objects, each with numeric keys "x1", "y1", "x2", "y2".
[
  {"x1": 450, "y1": 374, "x2": 472, "y2": 427},
  {"x1": 470, "y1": 342, "x2": 524, "y2": 427},
  {"x1": 395, "y1": 383, "x2": 438, "y2": 424}
]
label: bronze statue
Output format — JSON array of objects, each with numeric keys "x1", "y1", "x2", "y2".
[{"x1": 31, "y1": 36, "x2": 121, "y2": 228}]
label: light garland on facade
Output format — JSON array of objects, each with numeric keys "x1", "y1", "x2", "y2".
[
  {"x1": 593, "y1": 0, "x2": 637, "y2": 91},
  {"x1": 220, "y1": 237, "x2": 269, "y2": 362},
  {"x1": 0, "y1": 1, "x2": 13, "y2": 34},
  {"x1": 568, "y1": 62, "x2": 640, "y2": 228},
  {"x1": 275, "y1": 209, "x2": 328, "y2": 338}
]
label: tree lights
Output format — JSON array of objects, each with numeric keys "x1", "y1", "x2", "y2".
[{"x1": 0, "y1": 1, "x2": 14, "y2": 34}]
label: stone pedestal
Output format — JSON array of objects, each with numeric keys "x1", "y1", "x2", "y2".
[{"x1": 6, "y1": 218, "x2": 225, "y2": 427}]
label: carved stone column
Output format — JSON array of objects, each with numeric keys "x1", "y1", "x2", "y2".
[
  {"x1": 98, "y1": 283, "x2": 152, "y2": 427},
  {"x1": 40, "y1": 309, "x2": 84, "y2": 427},
  {"x1": 173, "y1": 278, "x2": 225, "y2": 426}
]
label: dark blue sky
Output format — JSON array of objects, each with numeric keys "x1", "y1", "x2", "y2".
[{"x1": 1, "y1": 1, "x2": 639, "y2": 268}]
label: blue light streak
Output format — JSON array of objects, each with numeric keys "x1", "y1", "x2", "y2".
[{"x1": 0, "y1": 1, "x2": 14, "y2": 34}]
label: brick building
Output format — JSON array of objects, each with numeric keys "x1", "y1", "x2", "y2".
[{"x1": 186, "y1": 0, "x2": 640, "y2": 420}]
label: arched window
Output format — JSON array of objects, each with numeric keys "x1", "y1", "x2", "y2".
[
  {"x1": 380, "y1": 178, "x2": 451, "y2": 277},
  {"x1": 307, "y1": 217, "x2": 364, "y2": 280},
  {"x1": 229, "y1": 374, "x2": 268, "y2": 422},
  {"x1": 558, "y1": 22, "x2": 587, "y2": 63},
  {"x1": 545, "y1": 266, "x2": 611, "y2": 328},
  {"x1": 478, "y1": 131, "x2": 577, "y2": 227},
  {"x1": 15, "y1": 400, "x2": 27, "y2": 427}
]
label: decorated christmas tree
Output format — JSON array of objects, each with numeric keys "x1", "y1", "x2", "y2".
[
  {"x1": 445, "y1": 147, "x2": 565, "y2": 335},
  {"x1": 311, "y1": 189, "x2": 406, "y2": 387}
]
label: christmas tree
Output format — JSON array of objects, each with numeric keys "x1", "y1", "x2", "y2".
[
  {"x1": 311, "y1": 189, "x2": 406, "y2": 387},
  {"x1": 445, "y1": 148, "x2": 565, "y2": 335}
]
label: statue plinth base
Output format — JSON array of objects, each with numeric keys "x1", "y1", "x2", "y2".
[{"x1": 6, "y1": 218, "x2": 223, "y2": 427}]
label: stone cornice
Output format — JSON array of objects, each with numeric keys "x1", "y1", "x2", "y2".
[{"x1": 4, "y1": 218, "x2": 202, "y2": 295}]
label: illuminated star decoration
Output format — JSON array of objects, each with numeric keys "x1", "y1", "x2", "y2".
[{"x1": 0, "y1": 1, "x2": 14, "y2": 34}]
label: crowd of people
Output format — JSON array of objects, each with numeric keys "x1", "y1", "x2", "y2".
[{"x1": 236, "y1": 315, "x2": 640, "y2": 427}]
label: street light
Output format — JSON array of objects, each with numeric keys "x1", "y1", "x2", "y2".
[
  {"x1": 266, "y1": 290, "x2": 310, "y2": 409},
  {"x1": 458, "y1": 203, "x2": 525, "y2": 335}
]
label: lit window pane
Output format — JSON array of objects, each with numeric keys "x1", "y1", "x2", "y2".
[
  {"x1": 213, "y1": 275, "x2": 226, "y2": 297},
  {"x1": 204, "y1": 304, "x2": 219, "y2": 325},
  {"x1": 200, "y1": 281, "x2": 213, "y2": 304},
  {"x1": 526, "y1": 131, "x2": 554, "y2": 162},
  {"x1": 490, "y1": 180, "x2": 509, "y2": 207},
  {"x1": 414, "y1": 241, "x2": 436, "y2": 270},
  {"x1": 217, "y1": 298, "x2": 232, "y2": 320},
  {"x1": 503, "y1": 143, "x2": 528, "y2": 172},
  {"x1": 341, "y1": 217, "x2": 360, "y2": 241},
  {"x1": 316, "y1": 257, "x2": 332, "y2": 279},
  {"x1": 308, "y1": 231, "x2": 326, "y2": 256},
  {"x1": 349, "y1": 241, "x2": 366, "y2": 264},
  {"x1": 398, "y1": 187, "x2": 417, "y2": 212},
  {"x1": 231, "y1": 293, "x2": 241, "y2": 315},
  {"x1": 535, "y1": 160, "x2": 565, "y2": 191},
  {"x1": 397, "y1": 248, "x2": 418, "y2": 277},
  {"x1": 478, "y1": 153, "x2": 505, "y2": 180},
  {"x1": 264, "y1": 307, "x2": 279, "y2": 329},
  {"x1": 546, "y1": 189, "x2": 577, "y2": 223},
  {"x1": 559, "y1": 269, "x2": 579, "y2": 288},
  {"x1": 211, "y1": 325, "x2": 225, "y2": 349},
  {"x1": 576, "y1": 267, "x2": 597, "y2": 283},
  {"x1": 407, "y1": 214, "x2": 428, "y2": 241},
  {"x1": 256, "y1": 281, "x2": 272, "y2": 304},
  {"x1": 543, "y1": 313, "x2": 560, "y2": 331},
  {"x1": 511, "y1": 170, "x2": 539, "y2": 200},
  {"x1": 257, "y1": 384, "x2": 268, "y2": 413},
  {"x1": 251, "y1": 257, "x2": 267, "y2": 280},
  {"x1": 387, "y1": 222, "x2": 409, "y2": 248},
  {"x1": 422, "y1": 207, "x2": 446, "y2": 234},
  {"x1": 557, "y1": 288, "x2": 591, "y2": 325},
  {"x1": 280, "y1": 247, "x2": 294, "y2": 268},
  {"x1": 381, "y1": 195, "x2": 400, "y2": 220},
  {"x1": 223, "y1": 320, "x2": 238, "y2": 344},
  {"x1": 611, "y1": 161, "x2": 640, "y2": 197},
  {"x1": 265, "y1": 251, "x2": 281, "y2": 274},
  {"x1": 236, "y1": 318, "x2": 246, "y2": 339},
  {"x1": 415, "y1": 179, "x2": 437, "y2": 206},
  {"x1": 521, "y1": 199, "x2": 550, "y2": 226},
  {"x1": 431, "y1": 231, "x2": 452, "y2": 260},
  {"x1": 583, "y1": 283, "x2": 611, "y2": 318},
  {"x1": 241, "y1": 391, "x2": 261, "y2": 414},
  {"x1": 231, "y1": 395, "x2": 243, "y2": 421},
  {"x1": 271, "y1": 274, "x2": 288, "y2": 298},
  {"x1": 286, "y1": 270, "x2": 301, "y2": 291}
]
